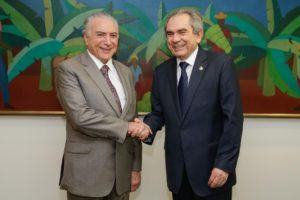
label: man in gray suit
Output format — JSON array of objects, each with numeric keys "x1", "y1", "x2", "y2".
[{"x1": 55, "y1": 12, "x2": 150, "y2": 200}]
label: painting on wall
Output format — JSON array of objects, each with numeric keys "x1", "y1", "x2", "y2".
[{"x1": 0, "y1": 0, "x2": 300, "y2": 116}]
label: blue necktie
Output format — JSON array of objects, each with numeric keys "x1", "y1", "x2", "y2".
[{"x1": 178, "y1": 61, "x2": 189, "y2": 113}]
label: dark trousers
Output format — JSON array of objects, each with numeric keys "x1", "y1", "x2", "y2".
[{"x1": 172, "y1": 168, "x2": 232, "y2": 200}]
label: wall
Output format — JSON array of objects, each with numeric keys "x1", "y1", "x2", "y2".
[{"x1": 0, "y1": 116, "x2": 300, "y2": 200}]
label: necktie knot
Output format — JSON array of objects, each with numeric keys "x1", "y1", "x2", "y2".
[
  {"x1": 100, "y1": 65, "x2": 109, "y2": 75},
  {"x1": 179, "y1": 61, "x2": 189, "y2": 71}
]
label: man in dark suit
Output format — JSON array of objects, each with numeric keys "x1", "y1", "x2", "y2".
[
  {"x1": 55, "y1": 12, "x2": 150, "y2": 200},
  {"x1": 143, "y1": 8, "x2": 244, "y2": 200}
]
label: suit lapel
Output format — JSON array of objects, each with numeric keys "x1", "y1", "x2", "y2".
[
  {"x1": 182, "y1": 49, "x2": 208, "y2": 119},
  {"x1": 80, "y1": 52, "x2": 121, "y2": 116},
  {"x1": 167, "y1": 58, "x2": 182, "y2": 119}
]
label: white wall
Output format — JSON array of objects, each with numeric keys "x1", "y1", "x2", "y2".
[{"x1": 0, "y1": 116, "x2": 300, "y2": 200}]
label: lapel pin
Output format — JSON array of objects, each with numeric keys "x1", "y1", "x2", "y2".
[{"x1": 199, "y1": 66, "x2": 204, "y2": 71}]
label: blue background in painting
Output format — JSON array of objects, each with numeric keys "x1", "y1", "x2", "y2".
[{"x1": 19, "y1": 0, "x2": 300, "y2": 27}]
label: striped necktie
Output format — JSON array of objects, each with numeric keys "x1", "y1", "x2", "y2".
[{"x1": 100, "y1": 65, "x2": 122, "y2": 112}]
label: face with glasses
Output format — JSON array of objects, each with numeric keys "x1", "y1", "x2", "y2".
[{"x1": 84, "y1": 16, "x2": 119, "y2": 64}]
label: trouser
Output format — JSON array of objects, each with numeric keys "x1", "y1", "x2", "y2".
[
  {"x1": 67, "y1": 186, "x2": 129, "y2": 200},
  {"x1": 172, "y1": 167, "x2": 232, "y2": 200}
]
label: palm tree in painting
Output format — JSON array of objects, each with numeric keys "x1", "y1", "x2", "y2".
[
  {"x1": 0, "y1": 0, "x2": 104, "y2": 91},
  {"x1": 1, "y1": 0, "x2": 138, "y2": 92},
  {"x1": 0, "y1": 12, "x2": 30, "y2": 108},
  {"x1": 225, "y1": 0, "x2": 300, "y2": 98}
]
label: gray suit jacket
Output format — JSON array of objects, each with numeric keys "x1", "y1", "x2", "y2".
[{"x1": 55, "y1": 51, "x2": 142, "y2": 197}]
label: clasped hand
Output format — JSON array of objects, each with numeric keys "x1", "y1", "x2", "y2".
[{"x1": 128, "y1": 118, "x2": 152, "y2": 141}]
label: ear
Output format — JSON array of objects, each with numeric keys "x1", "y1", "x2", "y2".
[
  {"x1": 196, "y1": 29, "x2": 203, "y2": 44},
  {"x1": 83, "y1": 34, "x2": 89, "y2": 45}
]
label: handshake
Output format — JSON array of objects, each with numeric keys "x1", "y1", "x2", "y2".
[{"x1": 128, "y1": 118, "x2": 152, "y2": 141}]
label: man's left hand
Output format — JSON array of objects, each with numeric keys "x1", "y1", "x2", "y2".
[
  {"x1": 131, "y1": 171, "x2": 141, "y2": 192},
  {"x1": 208, "y1": 168, "x2": 229, "y2": 188}
]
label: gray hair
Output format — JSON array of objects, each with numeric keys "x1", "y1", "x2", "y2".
[
  {"x1": 82, "y1": 11, "x2": 119, "y2": 36},
  {"x1": 165, "y1": 8, "x2": 203, "y2": 35}
]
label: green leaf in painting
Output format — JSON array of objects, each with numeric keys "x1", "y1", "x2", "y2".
[
  {"x1": 4, "y1": 0, "x2": 45, "y2": 36},
  {"x1": 146, "y1": 27, "x2": 165, "y2": 62},
  {"x1": 274, "y1": 6, "x2": 300, "y2": 36},
  {"x1": 227, "y1": 12, "x2": 269, "y2": 48},
  {"x1": 7, "y1": 38, "x2": 63, "y2": 82},
  {"x1": 0, "y1": 0, "x2": 41, "y2": 41},
  {"x1": 52, "y1": 0, "x2": 66, "y2": 24},
  {"x1": 50, "y1": 8, "x2": 103, "y2": 41},
  {"x1": 205, "y1": 24, "x2": 232, "y2": 53},
  {"x1": 266, "y1": 0, "x2": 282, "y2": 34},
  {"x1": 60, "y1": 37, "x2": 86, "y2": 56},
  {"x1": 157, "y1": 0, "x2": 166, "y2": 27},
  {"x1": 268, "y1": 49, "x2": 300, "y2": 98}
]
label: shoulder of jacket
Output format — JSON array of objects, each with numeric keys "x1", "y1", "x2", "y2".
[
  {"x1": 114, "y1": 60, "x2": 131, "y2": 73},
  {"x1": 206, "y1": 50, "x2": 231, "y2": 62},
  {"x1": 155, "y1": 57, "x2": 175, "y2": 72},
  {"x1": 58, "y1": 55, "x2": 83, "y2": 69},
  {"x1": 113, "y1": 59, "x2": 128, "y2": 67}
]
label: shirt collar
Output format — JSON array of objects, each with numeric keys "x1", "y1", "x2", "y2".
[
  {"x1": 87, "y1": 50, "x2": 114, "y2": 71},
  {"x1": 176, "y1": 46, "x2": 199, "y2": 67}
]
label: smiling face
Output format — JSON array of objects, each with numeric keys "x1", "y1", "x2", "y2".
[
  {"x1": 83, "y1": 16, "x2": 119, "y2": 64},
  {"x1": 166, "y1": 13, "x2": 203, "y2": 60}
]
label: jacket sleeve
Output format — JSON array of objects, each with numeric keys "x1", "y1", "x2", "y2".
[
  {"x1": 214, "y1": 57, "x2": 244, "y2": 173},
  {"x1": 143, "y1": 68, "x2": 165, "y2": 145}
]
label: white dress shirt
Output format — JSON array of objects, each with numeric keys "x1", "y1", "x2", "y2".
[
  {"x1": 176, "y1": 47, "x2": 199, "y2": 86},
  {"x1": 87, "y1": 50, "x2": 126, "y2": 110}
]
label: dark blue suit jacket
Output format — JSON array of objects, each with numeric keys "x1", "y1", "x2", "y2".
[{"x1": 144, "y1": 48, "x2": 243, "y2": 196}]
